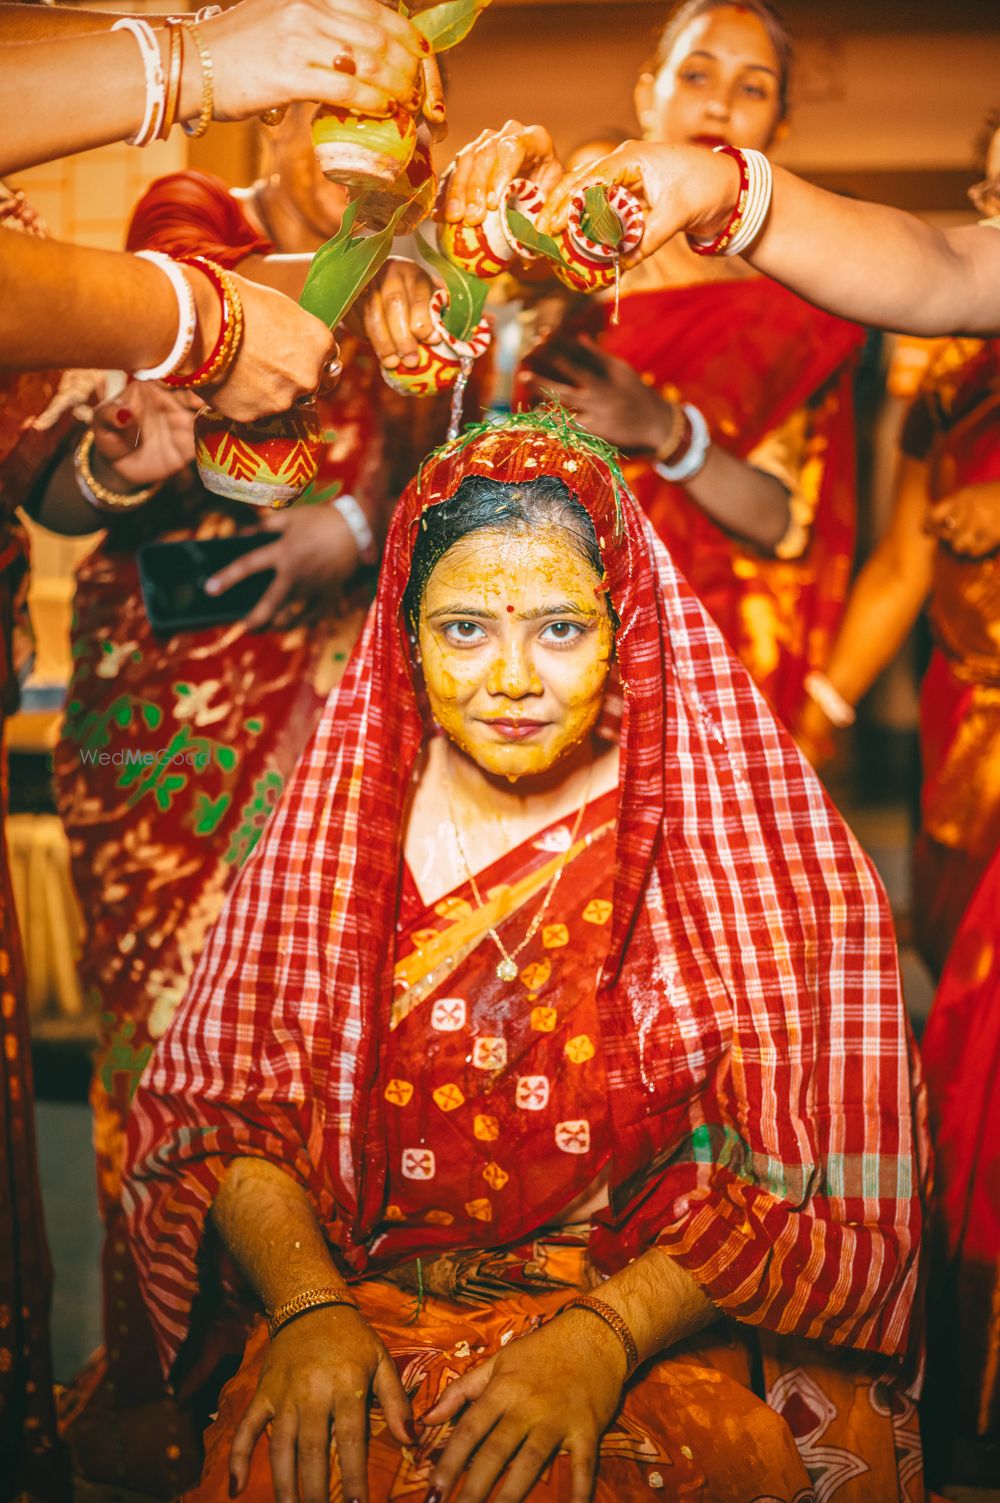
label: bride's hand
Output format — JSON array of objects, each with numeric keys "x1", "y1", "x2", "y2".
[
  {"x1": 420, "y1": 1308, "x2": 627, "y2": 1503},
  {"x1": 539, "y1": 141, "x2": 741, "y2": 267},
  {"x1": 439, "y1": 120, "x2": 564, "y2": 227}
]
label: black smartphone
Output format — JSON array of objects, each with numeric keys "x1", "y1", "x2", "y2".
[{"x1": 137, "y1": 535, "x2": 276, "y2": 634}]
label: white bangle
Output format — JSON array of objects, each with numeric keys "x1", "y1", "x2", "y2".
[
  {"x1": 655, "y1": 403, "x2": 711, "y2": 483},
  {"x1": 112, "y1": 18, "x2": 166, "y2": 147},
  {"x1": 804, "y1": 671, "x2": 856, "y2": 729},
  {"x1": 333, "y1": 494, "x2": 376, "y2": 564},
  {"x1": 718, "y1": 146, "x2": 772, "y2": 258},
  {"x1": 132, "y1": 251, "x2": 197, "y2": 381}
]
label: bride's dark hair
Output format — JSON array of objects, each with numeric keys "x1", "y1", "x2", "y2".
[{"x1": 404, "y1": 474, "x2": 604, "y2": 634}]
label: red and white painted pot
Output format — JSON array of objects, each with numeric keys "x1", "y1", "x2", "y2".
[
  {"x1": 311, "y1": 104, "x2": 417, "y2": 192},
  {"x1": 438, "y1": 177, "x2": 546, "y2": 280},
  {"x1": 553, "y1": 184, "x2": 644, "y2": 293},
  {"x1": 194, "y1": 406, "x2": 322, "y2": 508},
  {"x1": 381, "y1": 288, "x2": 491, "y2": 397}
]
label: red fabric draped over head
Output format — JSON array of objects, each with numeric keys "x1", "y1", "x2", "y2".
[{"x1": 125, "y1": 411, "x2": 927, "y2": 1377}]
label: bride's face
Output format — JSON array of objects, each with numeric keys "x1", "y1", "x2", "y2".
[{"x1": 417, "y1": 525, "x2": 614, "y2": 780}]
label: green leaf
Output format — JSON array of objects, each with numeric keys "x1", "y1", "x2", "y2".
[
  {"x1": 580, "y1": 185, "x2": 623, "y2": 249},
  {"x1": 294, "y1": 478, "x2": 343, "y2": 508},
  {"x1": 412, "y1": 0, "x2": 492, "y2": 53},
  {"x1": 298, "y1": 191, "x2": 420, "y2": 329},
  {"x1": 415, "y1": 230, "x2": 488, "y2": 342},
  {"x1": 505, "y1": 207, "x2": 566, "y2": 267}
]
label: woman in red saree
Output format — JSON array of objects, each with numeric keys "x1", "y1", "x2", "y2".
[
  {"x1": 0, "y1": 183, "x2": 73, "y2": 1503},
  {"x1": 49, "y1": 119, "x2": 397, "y2": 1495},
  {"x1": 124, "y1": 410, "x2": 927, "y2": 1503},
  {"x1": 465, "y1": 0, "x2": 864, "y2": 726}
]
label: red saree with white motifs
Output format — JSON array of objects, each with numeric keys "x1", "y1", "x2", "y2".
[{"x1": 125, "y1": 416, "x2": 927, "y2": 1501}]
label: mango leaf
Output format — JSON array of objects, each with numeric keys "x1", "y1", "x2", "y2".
[
  {"x1": 411, "y1": 0, "x2": 493, "y2": 53},
  {"x1": 298, "y1": 192, "x2": 416, "y2": 329},
  {"x1": 415, "y1": 230, "x2": 488, "y2": 342},
  {"x1": 505, "y1": 207, "x2": 566, "y2": 268},
  {"x1": 580, "y1": 185, "x2": 623, "y2": 249}
]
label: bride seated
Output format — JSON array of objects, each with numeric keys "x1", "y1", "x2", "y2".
[{"x1": 124, "y1": 409, "x2": 928, "y2": 1503}]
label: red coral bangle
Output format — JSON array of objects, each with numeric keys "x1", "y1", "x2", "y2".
[
  {"x1": 163, "y1": 254, "x2": 229, "y2": 387},
  {"x1": 687, "y1": 144, "x2": 750, "y2": 256}
]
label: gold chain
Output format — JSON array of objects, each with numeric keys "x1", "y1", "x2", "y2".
[{"x1": 444, "y1": 749, "x2": 593, "y2": 983}]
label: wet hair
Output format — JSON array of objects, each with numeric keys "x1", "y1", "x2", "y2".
[
  {"x1": 404, "y1": 474, "x2": 604, "y2": 635},
  {"x1": 652, "y1": 0, "x2": 794, "y2": 120}
]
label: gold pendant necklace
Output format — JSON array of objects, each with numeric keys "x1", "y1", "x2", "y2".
[{"x1": 444, "y1": 752, "x2": 594, "y2": 983}]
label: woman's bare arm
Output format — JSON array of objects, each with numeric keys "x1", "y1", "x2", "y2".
[
  {"x1": 1, "y1": 0, "x2": 425, "y2": 177},
  {"x1": 543, "y1": 144, "x2": 1000, "y2": 337}
]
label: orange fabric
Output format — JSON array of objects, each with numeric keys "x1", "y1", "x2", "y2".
[{"x1": 184, "y1": 1253, "x2": 924, "y2": 1503}]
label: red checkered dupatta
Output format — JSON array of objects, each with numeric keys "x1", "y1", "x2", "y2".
[{"x1": 125, "y1": 414, "x2": 927, "y2": 1375}]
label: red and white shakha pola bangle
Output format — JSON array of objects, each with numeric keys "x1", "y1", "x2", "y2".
[{"x1": 687, "y1": 144, "x2": 774, "y2": 259}]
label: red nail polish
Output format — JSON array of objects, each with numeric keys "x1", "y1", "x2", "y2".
[
  {"x1": 115, "y1": 408, "x2": 132, "y2": 427},
  {"x1": 228, "y1": 1476, "x2": 239, "y2": 1499},
  {"x1": 424, "y1": 1490, "x2": 443, "y2": 1503}
]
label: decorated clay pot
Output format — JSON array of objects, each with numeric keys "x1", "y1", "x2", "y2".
[
  {"x1": 194, "y1": 406, "x2": 322, "y2": 508},
  {"x1": 354, "y1": 134, "x2": 437, "y2": 235},
  {"x1": 311, "y1": 104, "x2": 417, "y2": 193},
  {"x1": 380, "y1": 288, "x2": 491, "y2": 397},
  {"x1": 553, "y1": 184, "x2": 644, "y2": 293},
  {"x1": 438, "y1": 177, "x2": 546, "y2": 280}
]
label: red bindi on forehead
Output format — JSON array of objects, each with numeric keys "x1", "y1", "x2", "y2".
[{"x1": 506, "y1": 604, "x2": 515, "y2": 613}]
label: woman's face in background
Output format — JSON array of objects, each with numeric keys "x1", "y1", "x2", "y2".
[
  {"x1": 417, "y1": 525, "x2": 614, "y2": 782},
  {"x1": 265, "y1": 103, "x2": 347, "y2": 244},
  {"x1": 636, "y1": 5, "x2": 785, "y2": 155}
]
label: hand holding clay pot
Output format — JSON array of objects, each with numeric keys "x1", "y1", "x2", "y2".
[
  {"x1": 207, "y1": 0, "x2": 427, "y2": 123},
  {"x1": 438, "y1": 177, "x2": 546, "y2": 280},
  {"x1": 380, "y1": 287, "x2": 490, "y2": 397},
  {"x1": 551, "y1": 184, "x2": 645, "y2": 293},
  {"x1": 194, "y1": 404, "x2": 323, "y2": 509},
  {"x1": 440, "y1": 120, "x2": 564, "y2": 226}
]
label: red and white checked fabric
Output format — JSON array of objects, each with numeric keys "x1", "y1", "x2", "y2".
[{"x1": 124, "y1": 416, "x2": 928, "y2": 1375}]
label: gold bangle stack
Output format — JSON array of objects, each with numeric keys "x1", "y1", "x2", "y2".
[
  {"x1": 563, "y1": 1295, "x2": 640, "y2": 1379},
  {"x1": 169, "y1": 256, "x2": 244, "y2": 391},
  {"x1": 74, "y1": 430, "x2": 161, "y2": 513},
  {"x1": 266, "y1": 1285, "x2": 360, "y2": 1340}
]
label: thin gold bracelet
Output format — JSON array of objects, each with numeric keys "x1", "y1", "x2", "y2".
[
  {"x1": 181, "y1": 20, "x2": 213, "y2": 139},
  {"x1": 74, "y1": 430, "x2": 161, "y2": 513},
  {"x1": 562, "y1": 1295, "x2": 640, "y2": 1379},
  {"x1": 266, "y1": 1285, "x2": 360, "y2": 1340}
]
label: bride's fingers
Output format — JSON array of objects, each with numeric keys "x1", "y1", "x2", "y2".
[{"x1": 421, "y1": 1360, "x2": 494, "y2": 1425}]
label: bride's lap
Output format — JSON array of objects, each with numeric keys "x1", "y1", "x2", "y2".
[{"x1": 184, "y1": 1279, "x2": 814, "y2": 1503}]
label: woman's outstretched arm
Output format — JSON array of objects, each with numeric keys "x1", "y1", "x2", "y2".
[{"x1": 542, "y1": 144, "x2": 1000, "y2": 337}]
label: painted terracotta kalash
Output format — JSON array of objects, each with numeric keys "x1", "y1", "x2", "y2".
[{"x1": 194, "y1": 0, "x2": 495, "y2": 507}]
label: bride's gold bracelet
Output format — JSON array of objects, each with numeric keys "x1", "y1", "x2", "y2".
[
  {"x1": 74, "y1": 429, "x2": 161, "y2": 513},
  {"x1": 265, "y1": 1284, "x2": 360, "y2": 1340},
  {"x1": 562, "y1": 1294, "x2": 640, "y2": 1379}
]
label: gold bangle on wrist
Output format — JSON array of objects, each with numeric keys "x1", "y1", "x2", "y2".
[
  {"x1": 652, "y1": 402, "x2": 685, "y2": 466},
  {"x1": 562, "y1": 1295, "x2": 640, "y2": 1379},
  {"x1": 266, "y1": 1285, "x2": 360, "y2": 1340},
  {"x1": 74, "y1": 429, "x2": 161, "y2": 513},
  {"x1": 181, "y1": 20, "x2": 214, "y2": 139}
]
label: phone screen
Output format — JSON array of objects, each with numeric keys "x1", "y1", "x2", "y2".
[{"x1": 137, "y1": 535, "x2": 276, "y2": 634}]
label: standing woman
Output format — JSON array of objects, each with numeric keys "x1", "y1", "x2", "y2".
[{"x1": 451, "y1": 0, "x2": 865, "y2": 724}]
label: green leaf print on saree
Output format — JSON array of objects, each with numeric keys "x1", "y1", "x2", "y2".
[{"x1": 225, "y1": 769, "x2": 284, "y2": 868}]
